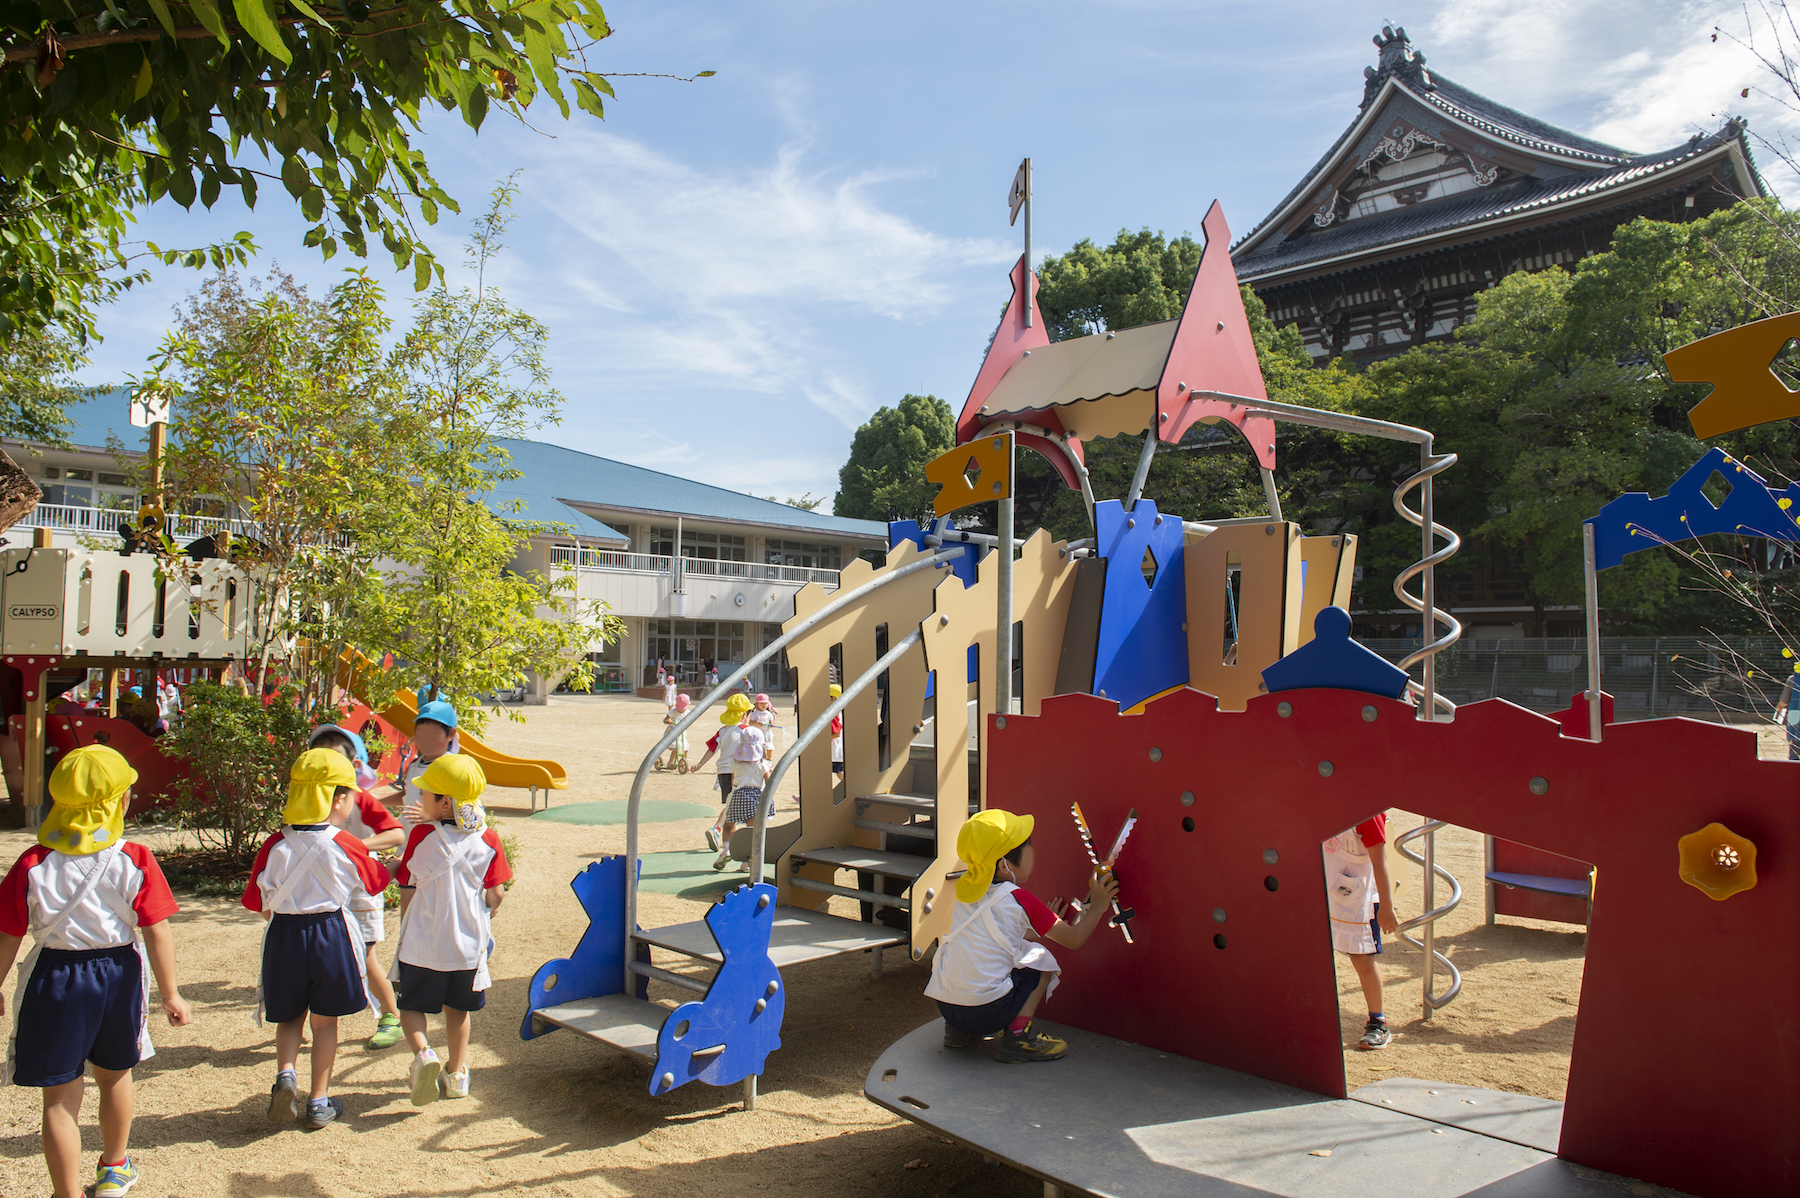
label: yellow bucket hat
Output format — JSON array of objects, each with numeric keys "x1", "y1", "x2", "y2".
[
  {"x1": 419, "y1": 754, "x2": 488, "y2": 831},
  {"x1": 720, "y1": 693, "x2": 753, "y2": 725},
  {"x1": 954, "y1": 808, "x2": 1035, "y2": 902},
  {"x1": 829, "y1": 684, "x2": 842, "y2": 698},
  {"x1": 284, "y1": 748, "x2": 355, "y2": 825},
  {"x1": 40, "y1": 745, "x2": 138, "y2": 855}
]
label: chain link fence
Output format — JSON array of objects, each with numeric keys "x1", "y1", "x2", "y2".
[{"x1": 1361, "y1": 637, "x2": 1794, "y2": 721}]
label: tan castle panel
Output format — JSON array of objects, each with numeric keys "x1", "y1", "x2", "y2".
[
  {"x1": 1296, "y1": 534, "x2": 1358, "y2": 646},
  {"x1": 1184, "y1": 522, "x2": 1302, "y2": 711},
  {"x1": 780, "y1": 540, "x2": 943, "y2": 911},
  {"x1": 912, "y1": 530, "x2": 1078, "y2": 957}
]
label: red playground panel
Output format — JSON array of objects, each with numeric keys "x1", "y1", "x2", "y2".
[{"x1": 985, "y1": 687, "x2": 1799, "y2": 1198}]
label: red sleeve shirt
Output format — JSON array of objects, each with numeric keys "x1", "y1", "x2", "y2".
[
  {"x1": 241, "y1": 830, "x2": 285, "y2": 912},
  {"x1": 354, "y1": 791, "x2": 401, "y2": 834},
  {"x1": 394, "y1": 823, "x2": 435, "y2": 887},
  {"x1": 126, "y1": 844, "x2": 180, "y2": 926},
  {"x1": 479, "y1": 827, "x2": 513, "y2": 889},
  {"x1": 1356, "y1": 814, "x2": 1388, "y2": 848},
  {"x1": 1011, "y1": 887, "x2": 1060, "y2": 936},
  {"x1": 338, "y1": 830, "x2": 392, "y2": 897},
  {"x1": 0, "y1": 842, "x2": 178, "y2": 946}
]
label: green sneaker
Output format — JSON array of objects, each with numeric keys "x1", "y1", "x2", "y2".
[
  {"x1": 94, "y1": 1157, "x2": 139, "y2": 1196},
  {"x1": 995, "y1": 1021, "x2": 1067, "y2": 1063},
  {"x1": 368, "y1": 1012, "x2": 403, "y2": 1050}
]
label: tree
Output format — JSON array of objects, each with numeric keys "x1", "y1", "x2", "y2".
[
  {"x1": 1036, "y1": 228, "x2": 1202, "y2": 341},
  {"x1": 833, "y1": 394, "x2": 956, "y2": 523},
  {"x1": 760, "y1": 493, "x2": 823, "y2": 511},
  {"x1": 0, "y1": 325, "x2": 91, "y2": 444},
  {"x1": 365, "y1": 182, "x2": 619, "y2": 730},
  {"x1": 0, "y1": 0, "x2": 706, "y2": 342}
]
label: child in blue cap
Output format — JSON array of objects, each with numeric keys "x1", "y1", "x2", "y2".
[{"x1": 399, "y1": 700, "x2": 460, "y2": 830}]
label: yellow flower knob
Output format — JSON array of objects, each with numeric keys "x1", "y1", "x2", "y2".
[{"x1": 1678, "y1": 822, "x2": 1758, "y2": 900}]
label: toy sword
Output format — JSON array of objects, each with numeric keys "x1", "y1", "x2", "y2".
[{"x1": 1071, "y1": 802, "x2": 1138, "y2": 943}]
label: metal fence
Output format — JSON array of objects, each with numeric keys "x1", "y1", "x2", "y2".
[
  {"x1": 550, "y1": 544, "x2": 842, "y2": 589},
  {"x1": 1360, "y1": 637, "x2": 1793, "y2": 720}
]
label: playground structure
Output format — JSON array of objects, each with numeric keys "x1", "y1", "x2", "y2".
[{"x1": 517, "y1": 193, "x2": 1798, "y2": 1196}]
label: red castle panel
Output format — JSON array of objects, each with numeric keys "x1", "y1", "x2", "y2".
[{"x1": 985, "y1": 687, "x2": 1798, "y2": 1198}]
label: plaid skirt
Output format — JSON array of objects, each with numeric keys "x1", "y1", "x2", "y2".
[{"x1": 726, "y1": 785, "x2": 763, "y2": 823}]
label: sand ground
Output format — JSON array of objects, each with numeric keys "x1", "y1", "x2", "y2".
[{"x1": 0, "y1": 699, "x2": 1779, "y2": 1197}]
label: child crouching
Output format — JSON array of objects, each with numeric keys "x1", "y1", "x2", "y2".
[
  {"x1": 0, "y1": 745, "x2": 191, "y2": 1198},
  {"x1": 243, "y1": 749, "x2": 392, "y2": 1129},
  {"x1": 394, "y1": 754, "x2": 511, "y2": 1105},
  {"x1": 924, "y1": 809, "x2": 1117, "y2": 1062}
]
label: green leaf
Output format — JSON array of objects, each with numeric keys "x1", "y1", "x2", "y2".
[
  {"x1": 187, "y1": 0, "x2": 231, "y2": 47},
  {"x1": 696, "y1": 70, "x2": 716, "y2": 77},
  {"x1": 133, "y1": 55, "x2": 154, "y2": 101},
  {"x1": 143, "y1": 0, "x2": 178, "y2": 35},
  {"x1": 413, "y1": 251, "x2": 431, "y2": 291},
  {"x1": 232, "y1": 0, "x2": 293, "y2": 64}
]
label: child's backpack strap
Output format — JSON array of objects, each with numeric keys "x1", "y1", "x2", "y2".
[{"x1": 936, "y1": 883, "x2": 1015, "y2": 950}]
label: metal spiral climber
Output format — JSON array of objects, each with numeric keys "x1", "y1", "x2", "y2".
[
  {"x1": 1394, "y1": 819, "x2": 1464, "y2": 1018},
  {"x1": 1391, "y1": 441, "x2": 1462, "y2": 717}
]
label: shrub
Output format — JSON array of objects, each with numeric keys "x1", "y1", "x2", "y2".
[{"x1": 159, "y1": 680, "x2": 314, "y2": 865}]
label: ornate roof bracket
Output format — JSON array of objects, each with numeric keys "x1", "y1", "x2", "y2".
[{"x1": 1361, "y1": 25, "x2": 1433, "y2": 109}]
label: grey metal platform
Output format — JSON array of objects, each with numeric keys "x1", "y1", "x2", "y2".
[
  {"x1": 856, "y1": 791, "x2": 935, "y2": 814},
  {"x1": 865, "y1": 1020, "x2": 1691, "y2": 1198},
  {"x1": 635, "y1": 906, "x2": 905, "y2": 967},
  {"x1": 789, "y1": 845, "x2": 932, "y2": 880},
  {"x1": 531, "y1": 993, "x2": 668, "y2": 1058}
]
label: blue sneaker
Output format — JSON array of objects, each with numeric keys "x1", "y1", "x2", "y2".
[
  {"x1": 302, "y1": 1095, "x2": 344, "y2": 1130},
  {"x1": 95, "y1": 1157, "x2": 138, "y2": 1196}
]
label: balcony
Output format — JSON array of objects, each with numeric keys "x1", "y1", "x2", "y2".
[
  {"x1": 10, "y1": 503, "x2": 249, "y2": 543},
  {"x1": 550, "y1": 546, "x2": 841, "y2": 591}
]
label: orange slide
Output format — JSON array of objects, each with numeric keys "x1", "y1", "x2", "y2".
[{"x1": 337, "y1": 651, "x2": 568, "y2": 794}]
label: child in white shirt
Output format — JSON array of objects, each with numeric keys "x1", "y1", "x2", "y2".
[{"x1": 394, "y1": 755, "x2": 511, "y2": 1105}]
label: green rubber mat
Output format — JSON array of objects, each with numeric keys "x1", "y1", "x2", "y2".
[
  {"x1": 529, "y1": 799, "x2": 716, "y2": 826},
  {"x1": 637, "y1": 848, "x2": 775, "y2": 901}
]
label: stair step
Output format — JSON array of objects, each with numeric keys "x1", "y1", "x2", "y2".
[
  {"x1": 529, "y1": 993, "x2": 668, "y2": 1059},
  {"x1": 790, "y1": 846, "x2": 932, "y2": 882},
  {"x1": 856, "y1": 817, "x2": 936, "y2": 839},
  {"x1": 789, "y1": 876, "x2": 911, "y2": 910},
  {"x1": 628, "y1": 959, "x2": 712, "y2": 994},
  {"x1": 856, "y1": 792, "x2": 934, "y2": 814},
  {"x1": 633, "y1": 908, "x2": 906, "y2": 967}
]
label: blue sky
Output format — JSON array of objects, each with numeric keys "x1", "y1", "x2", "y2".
[{"x1": 76, "y1": 0, "x2": 1789, "y2": 510}]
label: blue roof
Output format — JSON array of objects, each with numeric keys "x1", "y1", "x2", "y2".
[
  {"x1": 490, "y1": 441, "x2": 630, "y2": 543},
  {"x1": 496, "y1": 438, "x2": 888, "y2": 542},
  {"x1": 58, "y1": 388, "x2": 145, "y2": 453}
]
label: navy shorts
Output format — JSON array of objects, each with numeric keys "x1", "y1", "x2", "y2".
[
  {"x1": 1371, "y1": 902, "x2": 1383, "y2": 955},
  {"x1": 12, "y1": 945, "x2": 143, "y2": 1087},
  {"x1": 396, "y1": 962, "x2": 486, "y2": 1013},
  {"x1": 937, "y1": 967, "x2": 1044, "y2": 1037},
  {"x1": 263, "y1": 911, "x2": 367, "y2": 1023}
]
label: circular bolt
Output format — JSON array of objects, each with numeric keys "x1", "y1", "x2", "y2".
[
  {"x1": 925, "y1": 888, "x2": 936, "y2": 901},
  {"x1": 754, "y1": 998, "x2": 767, "y2": 1013},
  {"x1": 660, "y1": 1072, "x2": 674, "y2": 1090},
  {"x1": 922, "y1": 902, "x2": 933, "y2": 914},
  {"x1": 1181, "y1": 816, "x2": 1195, "y2": 832},
  {"x1": 1180, "y1": 791, "x2": 1195, "y2": 807},
  {"x1": 1263, "y1": 848, "x2": 1279, "y2": 865},
  {"x1": 1213, "y1": 934, "x2": 1227, "y2": 950},
  {"x1": 1265, "y1": 525, "x2": 1276, "y2": 535},
  {"x1": 1529, "y1": 776, "x2": 1549, "y2": 796},
  {"x1": 1714, "y1": 844, "x2": 1741, "y2": 870},
  {"x1": 1361, "y1": 705, "x2": 1378, "y2": 722},
  {"x1": 1154, "y1": 514, "x2": 1163, "y2": 525},
  {"x1": 765, "y1": 981, "x2": 779, "y2": 996},
  {"x1": 992, "y1": 436, "x2": 1005, "y2": 449},
  {"x1": 1264, "y1": 875, "x2": 1279, "y2": 892},
  {"x1": 1149, "y1": 747, "x2": 1162, "y2": 762},
  {"x1": 1127, "y1": 518, "x2": 1136, "y2": 530},
  {"x1": 1318, "y1": 761, "x2": 1335, "y2": 777},
  {"x1": 1211, "y1": 908, "x2": 1227, "y2": 924},
  {"x1": 757, "y1": 894, "x2": 770, "y2": 909},
  {"x1": 1277, "y1": 701, "x2": 1293, "y2": 718},
  {"x1": 996, "y1": 716, "x2": 1007, "y2": 729}
]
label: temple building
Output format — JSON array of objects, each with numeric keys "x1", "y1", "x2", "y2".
[{"x1": 1232, "y1": 26, "x2": 1767, "y2": 363}]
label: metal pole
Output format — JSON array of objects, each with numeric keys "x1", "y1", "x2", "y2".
[
  {"x1": 622, "y1": 547, "x2": 963, "y2": 991},
  {"x1": 1421, "y1": 444, "x2": 1437, "y2": 721},
  {"x1": 1125, "y1": 430, "x2": 1157, "y2": 511},
  {"x1": 1260, "y1": 466, "x2": 1283, "y2": 524},
  {"x1": 674, "y1": 516, "x2": 684, "y2": 596},
  {"x1": 1422, "y1": 825, "x2": 1437, "y2": 1020},
  {"x1": 1022, "y1": 158, "x2": 1032, "y2": 329},
  {"x1": 743, "y1": 1075, "x2": 756, "y2": 1111},
  {"x1": 997, "y1": 432, "x2": 1016, "y2": 717},
  {"x1": 1583, "y1": 521, "x2": 1603, "y2": 742}
]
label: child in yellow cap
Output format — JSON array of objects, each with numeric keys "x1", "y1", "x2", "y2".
[
  {"x1": 923, "y1": 809, "x2": 1117, "y2": 1062},
  {"x1": 0, "y1": 745, "x2": 190, "y2": 1198},
  {"x1": 392, "y1": 754, "x2": 511, "y2": 1105},
  {"x1": 242, "y1": 748, "x2": 392, "y2": 1130},
  {"x1": 828, "y1": 683, "x2": 844, "y2": 778},
  {"x1": 690, "y1": 692, "x2": 754, "y2": 853}
]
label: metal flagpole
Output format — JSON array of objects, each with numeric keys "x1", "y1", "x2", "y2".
[
  {"x1": 1010, "y1": 158, "x2": 1032, "y2": 328},
  {"x1": 997, "y1": 435, "x2": 1015, "y2": 717}
]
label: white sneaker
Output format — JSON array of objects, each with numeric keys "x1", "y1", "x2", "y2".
[
  {"x1": 442, "y1": 1069, "x2": 470, "y2": 1099},
  {"x1": 409, "y1": 1049, "x2": 442, "y2": 1107},
  {"x1": 736, "y1": 860, "x2": 752, "y2": 872},
  {"x1": 712, "y1": 850, "x2": 731, "y2": 871}
]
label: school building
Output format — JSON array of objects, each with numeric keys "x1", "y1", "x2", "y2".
[{"x1": 6, "y1": 397, "x2": 888, "y2": 700}]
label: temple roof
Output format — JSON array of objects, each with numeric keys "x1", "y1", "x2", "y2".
[{"x1": 1231, "y1": 26, "x2": 1765, "y2": 285}]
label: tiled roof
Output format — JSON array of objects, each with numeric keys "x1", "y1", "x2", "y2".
[
  {"x1": 1422, "y1": 76, "x2": 1629, "y2": 163},
  {"x1": 1234, "y1": 129, "x2": 1748, "y2": 282}
]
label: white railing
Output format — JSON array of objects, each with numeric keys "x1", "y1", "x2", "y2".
[
  {"x1": 11, "y1": 504, "x2": 251, "y2": 543},
  {"x1": 551, "y1": 545, "x2": 841, "y2": 589}
]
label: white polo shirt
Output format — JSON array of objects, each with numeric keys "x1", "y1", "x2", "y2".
[
  {"x1": 395, "y1": 822, "x2": 512, "y2": 972},
  {"x1": 0, "y1": 843, "x2": 179, "y2": 951}
]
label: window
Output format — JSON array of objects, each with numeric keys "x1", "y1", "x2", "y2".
[
  {"x1": 648, "y1": 619, "x2": 747, "y2": 674},
  {"x1": 98, "y1": 472, "x2": 128, "y2": 487},
  {"x1": 765, "y1": 539, "x2": 842, "y2": 570},
  {"x1": 41, "y1": 466, "x2": 59, "y2": 479},
  {"x1": 65, "y1": 468, "x2": 94, "y2": 482},
  {"x1": 649, "y1": 526, "x2": 746, "y2": 561}
]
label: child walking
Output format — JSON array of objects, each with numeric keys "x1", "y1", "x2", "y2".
[
  {"x1": 656, "y1": 694, "x2": 692, "y2": 772},
  {"x1": 1322, "y1": 813, "x2": 1400, "y2": 1050},
  {"x1": 925, "y1": 809, "x2": 1117, "y2": 1062},
  {"x1": 393, "y1": 754, "x2": 511, "y2": 1105},
  {"x1": 691, "y1": 693, "x2": 753, "y2": 852},
  {"x1": 0, "y1": 746, "x2": 191, "y2": 1198},
  {"x1": 308, "y1": 724, "x2": 407, "y2": 1050},
  {"x1": 711, "y1": 700, "x2": 769, "y2": 873},
  {"x1": 243, "y1": 749, "x2": 392, "y2": 1128},
  {"x1": 398, "y1": 699, "x2": 460, "y2": 828}
]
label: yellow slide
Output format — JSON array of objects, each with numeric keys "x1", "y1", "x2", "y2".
[{"x1": 337, "y1": 651, "x2": 568, "y2": 793}]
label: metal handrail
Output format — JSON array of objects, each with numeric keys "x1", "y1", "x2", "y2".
[
  {"x1": 1394, "y1": 819, "x2": 1463, "y2": 1018},
  {"x1": 750, "y1": 624, "x2": 927, "y2": 879},
  {"x1": 621, "y1": 547, "x2": 963, "y2": 992}
]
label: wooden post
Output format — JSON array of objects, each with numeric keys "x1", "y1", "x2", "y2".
[
  {"x1": 20, "y1": 673, "x2": 46, "y2": 828},
  {"x1": 106, "y1": 668, "x2": 121, "y2": 718},
  {"x1": 32, "y1": 525, "x2": 50, "y2": 549}
]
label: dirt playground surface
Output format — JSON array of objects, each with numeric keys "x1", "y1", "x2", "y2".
[{"x1": 1, "y1": 699, "x2": 1781, "y2": 1196}]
